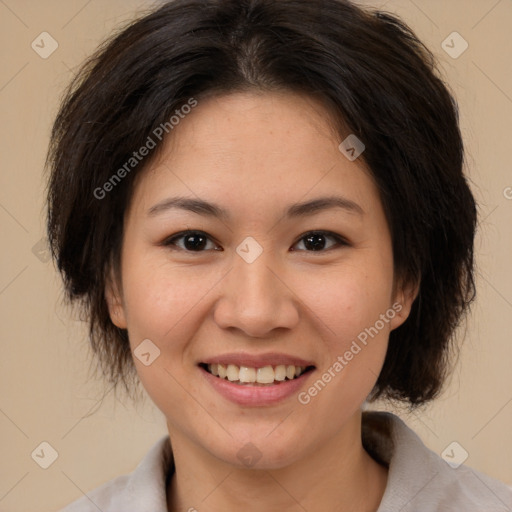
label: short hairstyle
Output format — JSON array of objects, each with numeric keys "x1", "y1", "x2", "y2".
[{"x1": 46, "y1": 0, "x2": 477, "y2": 406}]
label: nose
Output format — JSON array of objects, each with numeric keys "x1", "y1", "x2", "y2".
[{"x1": 212, "y1": 248, "x2": 300, "y2": 338}]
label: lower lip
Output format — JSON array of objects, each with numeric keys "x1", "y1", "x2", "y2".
[{"x1": 199, "y1": 366, "x2": 314, "y2": 406}]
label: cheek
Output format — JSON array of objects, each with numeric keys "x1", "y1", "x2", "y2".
[
  {"x1": 296, "y1": 263, "x2": 394, "y2": 347},
  {"x1": 119, "y1": 256, "x2": 212, "y2": 417},
  {"x1": 120, "y1": 254, "x2": 216, "y2": 344},
  {"x1": 295, "y1": 270, "x2": 393, "y2": 420}
]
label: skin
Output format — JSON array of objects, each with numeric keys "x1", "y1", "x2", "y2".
[{"x1": 106, "y1": 90, "x2": 417, "y2": 512}]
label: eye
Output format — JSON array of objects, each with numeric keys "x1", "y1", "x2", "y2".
[
  {"x1": 162, "y1": 230, "x2": 221, "y2": 252},
  {"x1": 162, "y1": 229, "x2": 347, "y2": 253},
  {"x1": 291, "y1": 231, "x2": 347, "y2": 252}
]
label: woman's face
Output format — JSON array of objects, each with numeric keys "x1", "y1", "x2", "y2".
[{"x1": 107, "y1": 91, "x2": 414, "y2": 469}]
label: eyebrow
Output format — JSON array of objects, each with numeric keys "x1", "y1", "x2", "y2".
[{"x1": 147, "y1": 195, "x2": 364, "y2": 219}]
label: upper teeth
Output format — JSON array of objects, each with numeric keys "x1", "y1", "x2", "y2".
[{"x1": 207, "y1": 363, "x2": 306, "y2": 384}]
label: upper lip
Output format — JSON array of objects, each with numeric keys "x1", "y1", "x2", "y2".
[{"x1": 200, "y1": 352, "x2": 315, "y2": 368}]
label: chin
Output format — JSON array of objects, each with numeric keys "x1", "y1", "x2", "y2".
[{"x1": 205, "y1": 426, "x2": 309, "y2": 470}]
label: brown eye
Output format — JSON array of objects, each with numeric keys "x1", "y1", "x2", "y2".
[
  {"x1": 163, "y1": 231, "x2": 220, "y2": 252},
  {"x1": 291, "y1": 231, "x2": 347, "y2": 252}
]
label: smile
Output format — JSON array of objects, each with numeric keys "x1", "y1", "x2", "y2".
[
  {"x1": 202, "y1": 363, "x2": 313, "y2": 386},
  {"x1": 199, "y1": 353, "x2": 316, "y2": 405}
]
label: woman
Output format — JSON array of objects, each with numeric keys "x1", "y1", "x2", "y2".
[{"x1": 47, "y1": 0, "x2": 512, "y2": 510}]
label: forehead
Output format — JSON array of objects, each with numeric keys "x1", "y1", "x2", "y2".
[{"x1": 129, "y1": 91, "x2": 381, "y2": 221}]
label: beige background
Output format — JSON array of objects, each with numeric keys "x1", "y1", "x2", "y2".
[{"x1": 0, "y1": 0, "x2": 511, "y2": 511}]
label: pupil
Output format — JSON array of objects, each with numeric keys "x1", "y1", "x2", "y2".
[
  {"x1": 185, "y1": 234, "x2": 207, "y2": 250},
  {"x1": 305, "y1": 233, "x2": 325, "y2": 251}
]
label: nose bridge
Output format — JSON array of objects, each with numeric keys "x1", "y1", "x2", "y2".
[
  {"x1": 213, "y1": 242, "x2": 299, "y2": 336},
  {"x1": 235, "y1": 248, "x2": 277, "y2": 301}
]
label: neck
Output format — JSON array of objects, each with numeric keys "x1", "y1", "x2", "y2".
[{"x1": 166, "y1": 410, "x2": 388, "y2": 512}]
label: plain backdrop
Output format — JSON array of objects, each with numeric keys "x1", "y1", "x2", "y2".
[{"x1": 0, "y1": 0, "x2": 511, "y2": 511}]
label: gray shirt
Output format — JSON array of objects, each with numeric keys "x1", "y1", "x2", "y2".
[{"x1": 59, "y1": 411, "x2": 512, "y2": 511}]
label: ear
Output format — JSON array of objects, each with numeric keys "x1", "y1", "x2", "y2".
[
  {"x1": 389, "y1": 277, "x2": 420, "y2": 331},
  {"x1": 105, "y1": 270, "x2": 128, "y2": 329}
]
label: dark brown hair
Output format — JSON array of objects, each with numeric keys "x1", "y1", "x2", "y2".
[{"x1": 46, "y1": 0, "x2": 477, "y2": 406}]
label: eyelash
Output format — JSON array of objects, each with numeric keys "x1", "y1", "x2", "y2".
[{"x1": 162, "y1": 230, "x2": 348, "y2": 253}]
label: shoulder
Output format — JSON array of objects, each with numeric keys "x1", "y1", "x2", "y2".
[
  {"x1": 363, "y1": 411, "x2": 512, "y2": 512},
  {"x1": 58, "y1": 436, "x2": 173, "y2": 512}
]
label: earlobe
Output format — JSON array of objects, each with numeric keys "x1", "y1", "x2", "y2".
[
  {"x1": 390, "y1": 279, "x2": 420, "y2": 331},
  {"x1": 105, "y1": 273, "x2": 128, "y2": 329}
]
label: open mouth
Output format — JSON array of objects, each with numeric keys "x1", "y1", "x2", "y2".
[{"x1": 199, "y1": 363, "x2": 315, "y2": 386}]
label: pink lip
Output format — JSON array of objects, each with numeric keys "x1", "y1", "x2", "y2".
[
  {"x1": 201, "y1": 352, "x2": 315, "y2": 368},
  {"x1": 199, "y1": 365, "x2": 315, "y2": 407}
]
